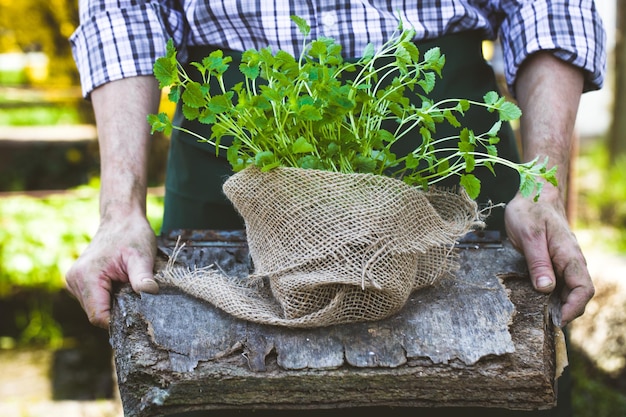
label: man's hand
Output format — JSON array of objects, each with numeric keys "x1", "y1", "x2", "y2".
[
  {"x1": 512, "y1": 52, "x2": 595, "y2": 326},
  {"x1": 66, "y1": 213, "x2": 158, "y2": 328},
  {"x1": 66, "y1": 76, "x2": 162, "y2": 328},
  {"x1": 505, "y1": 190, "x2": 594, "y2": 326}
]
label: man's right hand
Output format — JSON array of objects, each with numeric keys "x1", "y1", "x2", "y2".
[{"x1": 66, "y1": 212, "x2": 158, "y2": 328}]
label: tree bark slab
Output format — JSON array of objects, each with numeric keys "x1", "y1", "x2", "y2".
[{"x1": 110, "y1": 230, "x2": 560, "y2": 417}]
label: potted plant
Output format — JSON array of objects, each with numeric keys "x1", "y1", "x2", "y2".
[{"x1": 149, "y1": 17, "x2": 556, "y2": 327}]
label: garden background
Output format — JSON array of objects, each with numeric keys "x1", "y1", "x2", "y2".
[{"x1": 0, "y1": 1, "x2": 625, "y2": 416}]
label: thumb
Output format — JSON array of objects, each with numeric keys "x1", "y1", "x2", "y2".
[
  {"x1": 126, "y1": 253, "x2": 159, "y2": 294},
  {"x1": 522, "y1": 241, "x2": 557, "y2": 293}
]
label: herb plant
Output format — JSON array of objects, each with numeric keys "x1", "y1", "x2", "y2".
[{"x1": 149, "y1": 16, "x2": 557, "y2": 200}]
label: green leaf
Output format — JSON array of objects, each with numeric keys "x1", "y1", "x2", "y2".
[
  {"x1": 519, "y1": 172, "x2": 537, "y2": 199},
  {"x1": 424, "y1": 47, "x2": 440, "y2": 62},
  {"x1": 207, "y1": 93, "x2": 233, "y2": 113},
  {"x1": 326, "y1": 44, "x2": 343, "y2": 64},
  {"x1": 292, "y1": 136, "x2": 315, "y2": 154},
  {"x1": 291, "y1": 15, "x2": 311, "y2": 36},
  {"x1": 167, "y1": 86, "x2": 181, "y2": 103},
  {"x1": 485, "y1": 144, "x2": 498, "y2": 157},
  {"x1": 460, "y1": 174, "x2": 481, "y2": 199},
  {"x1": 404, "y1": 152, "x2": 419, "y2": 169},
  {"x1": 458, "y1": 141, "x2": 474, "y2": 153},
  {"x1": 250, "y1": 95, "x2": 272, "y2": 111},
  {"x1": 255, "y1": 151, "x2": 276, "y2": 167},
  {"x1": 153, "y1": 56, "x2": 178, "y2": 89},
  {"x1": 484, "y1": 160, "x2": 496, "y2": 176},
  {"x1": 395, "y1": 44, "x2": 412, "y2": 72},
  {"x1": 419, "y1": 126, "x2": 432, "y2": 144},
  {"x1": 353, "y1": 155, "x2": 377, "y2": 173},
  {"x1": 483, "y1": 91, "x2": 499, "y2": 106},
  {"x1": 417, "y1": 72, "x2": 436, "y2": 94},
  {"x1": 326, "y1": 142, "x2": 340, "y2": 157},
  {"x1": 260, "y1": 84, "x2": 283, "y2": 102},
  {"x1": 240, "y1": 62, "x2": 260, "y2": 80},
  {"x1": 227, "y1": 142, "x2": 244, "y2": 170},
  {"x1": 260, "y1": 160, "x2": 281, "y2": 172},
  {"x1": 309, "y1": 39, "x2": 329, "y2": 59},
  {"x1": 198, "y1": 108, "x2": 217, "y2": 124},
  {"x1": 443, "y1": 109, "x2": 461, "y2": 128},
  {"x1": 251, "y1": 115, "x2": 269, "y2": 129},
  {"x1": 190, "y1": 62, "x2": 207, "y2": 79},
  {"x1": 165, "y1": 37, "x2": 177, "y2": 58},
  {"x1": 463, "y1": 152, "x2": 476, "y2": 172},
  {"x1": 182, "y1": 104, "x2": 200, "y2": 121},
  {"x1": 486, "y1": 120, "x2": 502, "y2": 136},
  {"x1": 376, "y1": 129, "x2": 396, "y2": 144},
  {"x1": 361, "y1": 43, "x2": 375, "y2": 61},
  {"x1": 436, "y1": 158, "x2": 450, "y2": 174},
  {"x1": 403, "y1": 41, "x2": 420, "y2": 63},
  {"x1": 297, "y1": 104, "x2": 323, "y2": 121},
  {"x1": 419, "y1": 112, "x2": 436, "y2": 132},
  {"x1": 389, "y1": 102, "x2": 404, "y2": 118},
  {"x1": 328, "y1": 87, "x2": 355, "y2": 110},
  {"x1": 298, "y1": 155, "x2": 323, "y2": 169},
  {"x1": 498, "y1": 101, "x2": 522, "y2": 121},
  {"x1": 147, "y1": 112, "x2": 172, "y2": 136},
  {"x1": 181, "y1": 81, "x2": 207, "y2": 108},
  {"x1": 202, "y1": 50, "x2": 232, "y2": 76},
  {"x1": 423, "y1": 47, "x2": 445, "y2": 75},
  {"x1": 274, "y1": 50, "x2": 300, "y2": 76},
  {"x1": 544, "y1": 166, "x2": 559, "y2": 186},
  {"x1": 459, "y1": 128, "x2": 469, "y2": 142}
]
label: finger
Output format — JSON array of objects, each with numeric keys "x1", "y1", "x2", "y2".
[
  {"x1": 126, "y1": 252, "x2": 159, "y2": 294},
  {"x1": 519, "y1": 237, "x2": 557, "y2": 293},
  {"x1": 559, "y1": 261, "x2": 595, "y2": 325},
  {"x1": 86, "y1": 293, "x2": 113, "y2": 329},
  {"x1": 66, "y1": 273, "x2": 113, "y2": 329}
]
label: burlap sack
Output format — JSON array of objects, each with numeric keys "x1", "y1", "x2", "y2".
[{"x1": 156, "y1": 166, "x2": 483, "y2": 327}]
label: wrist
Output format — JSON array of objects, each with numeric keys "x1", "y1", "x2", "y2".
[{"x1": 99, "y1": 183, "x2": 148, "y2": 223}]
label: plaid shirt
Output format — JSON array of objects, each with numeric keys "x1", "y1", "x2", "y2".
[{"x1": 70, "y1": 0, "x2": 606, "y2": 98}]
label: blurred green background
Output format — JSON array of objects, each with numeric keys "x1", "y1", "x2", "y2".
[{"x1": 0, "y1": 1, "x2": 625, "y2": 416}]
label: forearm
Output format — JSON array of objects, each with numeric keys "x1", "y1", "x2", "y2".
[
  {"x1": 514, "y1": 52, "x2": 584, "y2": 200},
  {"x1": 91, "y1": 76, "x2": 161, "y2": 222},
  {"x1": 507, "y1": 52, "x2": 593, "y2": 325},
  {"x1": 66, "y1": 75, "x2": 161, "y2": 328}
]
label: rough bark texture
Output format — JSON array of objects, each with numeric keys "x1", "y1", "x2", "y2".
[{"x1": 110, "y1": 230, "x2": 559, "y2": 417}]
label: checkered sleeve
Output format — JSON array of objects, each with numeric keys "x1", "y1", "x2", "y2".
[
  {"x1": 69, "y1": 0, "x2": 187, "y2": 98},
  {"x1": 496, "y1": 0, "x2": 606, "y2": 96}
]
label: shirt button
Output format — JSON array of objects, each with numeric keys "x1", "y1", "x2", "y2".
[{"x1": 321, "y1": 11, "x2": 337, "y2": 28}]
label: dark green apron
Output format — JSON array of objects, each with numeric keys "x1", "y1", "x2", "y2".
[{"x1": 162, "y1": 31, "x2": 520, "y2": 232}]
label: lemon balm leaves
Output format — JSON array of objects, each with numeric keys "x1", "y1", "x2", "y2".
[
  {"x1": 460, "y1": 174, "x2": 481, "y2": 199},
  {"x1": 291, "y1": 14, "x2": 311, "y2": 37},
  {"x1": 153, "y1": 39, "x2": 179, "y2": 89},
  {"x1": 484, "y1": 91, "x2": 522, "y2": 121},
  {"x1": 292, "y1": 136, "x2": 316, "y2": 154},
  {"x1": 147, "y1": 112, "x2": 173, "y2": 136},
  {"x1": 148, "y1": 16, "x2": 556, "y2": 201}
]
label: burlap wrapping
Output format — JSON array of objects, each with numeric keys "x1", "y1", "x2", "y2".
[{"x1": 156, "y1": 166, "x2": 483, "y2": 327}]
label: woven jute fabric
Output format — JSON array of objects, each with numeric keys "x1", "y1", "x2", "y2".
[{"x1": 156, "y1": 166, "x2": 483, "y2": 327}]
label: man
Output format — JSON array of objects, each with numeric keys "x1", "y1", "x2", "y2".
[{"x1": 66, "y1": 1, "x2": 606, "y2": 415}]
